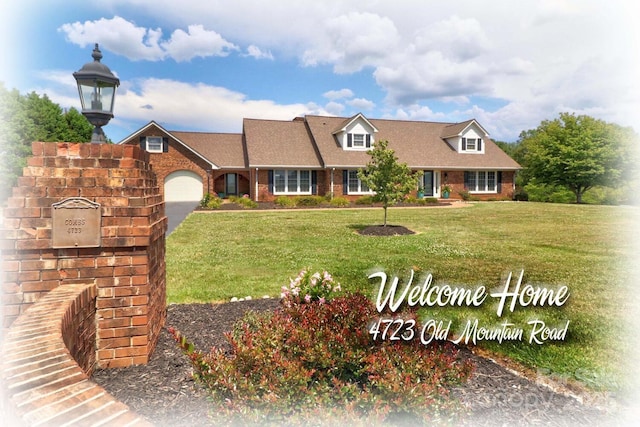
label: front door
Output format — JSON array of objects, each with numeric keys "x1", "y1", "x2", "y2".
[
  {"x1": 225, "y1": 173, "x2": 238, "y2": 196},
  {"x1": 423, "y1": 171, "x2": 434, "y2": 197}
]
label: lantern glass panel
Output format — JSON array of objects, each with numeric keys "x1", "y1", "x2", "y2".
[{"x1": 77, "y1": 80, "x2": 116, "y2": 113}]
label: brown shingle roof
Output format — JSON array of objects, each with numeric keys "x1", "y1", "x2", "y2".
[
  {"x1": 305, "y1": 115, "x2": 519, "y2": 170},
  {"x1": 171, "y1": 131, "x2": 246, "y2": 169},
  {"x1": 243, "y1": 118, "x2": 323, "y2": 168},
  {"x1": 119, "y1": 116, "x2": 519, "y2": 171},
  {"x1": 441, "y1": 119, "x2": 477, "y2": 138}
]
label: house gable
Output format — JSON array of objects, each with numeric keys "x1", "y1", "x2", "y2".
[
  {"x1": 441, "y1": 119, "x2": 490, "y2": 155},
  {"x1": 331, "y1": 113, "x2": 378, "y2": 151},
  {"x1": 118, "y1": 121, "x2": 218, "y2": 169}
]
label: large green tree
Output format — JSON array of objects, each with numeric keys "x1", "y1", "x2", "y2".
[
  {"x1": 520, "y1": 113, "x2": 636, "y2": 203},
  {"x1": 0, "y1": 84, "x2": 93, "y2": 202},
  {"x1": 358, "y1": 139, "x2": 422, "y2": 226}
]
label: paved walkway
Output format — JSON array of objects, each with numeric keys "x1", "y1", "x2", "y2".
[{"x1": 165, "y1": 202, "x2": 198, "y2": 235}]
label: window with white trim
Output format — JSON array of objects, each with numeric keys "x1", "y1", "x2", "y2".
[
  {"x1": 465, "y1": 171, "x2": 497, "y2": 193},
  {"x1": 146, "y1": 136, "x2": 163, "y2": 153},
  {"x1": 461, "y1": 137, "x2": 483, "y2": 153},
  {"x1": 347, "y1": 170, "x2": 371, "y2": 194},
  {"x1": 274, "y1": 170, "x2": 311, "y2": 194},
  {"x1": 346, "y1": 133, "x2": 372, "y2": 150}
]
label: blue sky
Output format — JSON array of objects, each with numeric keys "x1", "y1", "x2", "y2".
[{"x1": 1, "y1": 0, "x2": 638, "y2": 143}]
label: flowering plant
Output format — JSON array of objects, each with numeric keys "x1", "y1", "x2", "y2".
[{"x1": 281, "y1": 269, "x2": 341, "y2": 306}]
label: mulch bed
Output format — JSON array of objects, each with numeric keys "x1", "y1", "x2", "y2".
[
  {"x1": 197, "y1": 201, "x2": 453, "y2": 211},
  {"x1": 92, "y1": 300, "x2": 620, "y2": 426},
  {"x1": 358, "y1": 225, "x2": 415, "y2": 236}
]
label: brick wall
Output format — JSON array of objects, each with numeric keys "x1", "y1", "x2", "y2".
[
  {"x1": 129, "y1": 133, "x2": 210, "y2": 199},
  {"x1": 1, "y1": 283, "x2": 152, "y2": 426},
  {"x1": 444, "y1": 170, "x2": 516, "y2": 200},
  {"x1": 62, "y1": 282, "x2": 97, "y2": 374},
  {"x1": 0, "y1": 142, "x2": 167, "y2": 369}
]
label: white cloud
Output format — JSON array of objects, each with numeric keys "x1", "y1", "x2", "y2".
[
  {"x1": 375, "y1": 51, "x2": 491, "y2": 104},
  {"x1": 50, "y1": 0, "x2": 639, "y2": 141},
  {"x1": 245, "y1": 45, "x2": 274, "y2": 60},
  {"x1": 115, "y1": 78, "x2": 330, "y2": 133},
  {"x1": 390, "y1": 105, "x2": 448, "y2": 123},
  {"x1": 324, "y1": 101, "x2": 345, "y2": 116},
  {"x1": 59, "y1": 16, "x2": 237, "y2": 62},
  {"x1": 161, "y1": 24, "x2": 237, "y2": 61},
  {"x1": 302, "y1": 11, "x2": 400, "y2": 73},
  {"x1": 412, "y1": 15, "x2": 490, "y2": 61},
  {"x1": 323, "y1": 89, "x2": 354, "y2": 100},
  {"x1": 346, "y1": 98, "x2": 375, "y2": 111}
]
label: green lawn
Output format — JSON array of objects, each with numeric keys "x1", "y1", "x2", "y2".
[{"x1": 166, "y1": 202, "x2": 638, "y2": 392}]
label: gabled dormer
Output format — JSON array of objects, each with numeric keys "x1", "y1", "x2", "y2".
[
  {"x1": 441, "y1": 119, "x2": 489, "y2": 154},
  {"x1": 332, "y1": 113, "x2": 378, "y2": 151}
]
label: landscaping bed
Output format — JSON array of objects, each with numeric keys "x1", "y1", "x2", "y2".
[
  {"x1": 196, "y1": 194, "x2": 455, "y2": 211},
  {"x1": 92, "y1": 299, "x2": 615, "y2": 426}
]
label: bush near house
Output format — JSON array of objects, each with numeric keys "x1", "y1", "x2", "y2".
[
  {"x1": 355, "y1": 195, "x2": 376, "y2": 205},
  {"x1": 228, "y1": 195, "x2": 258, "y2": 209},
  {"x1": 171, "y1": 292, "x2": 473, "y2": 425},
  {"x1": 294, "y1": 195, "x2": 325, "y2": 206},
  {"x1": 329, "y1": 196, "x2": 351, "y2": 207},
  {"x1": 274, "y1": 195, "x2": 296, "y2": 207},
  {"x1": 200, "y1": 193, "x2": 222, "y2": 209}
]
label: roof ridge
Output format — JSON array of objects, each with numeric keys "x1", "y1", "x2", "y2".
[
  {"x1": 307, "y1": 114, "x2": 458, "y2": 126},
  {"x1": 170, "y1": 130, "x2": 242, "y2": 136},
  {"x1": 243, "y1": 117, "x2": 306, "y2": 124}
]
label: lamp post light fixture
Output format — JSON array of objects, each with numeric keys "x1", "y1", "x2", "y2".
[{"x1": 73, "y1": 43, "x2": 120, "y2": 143}]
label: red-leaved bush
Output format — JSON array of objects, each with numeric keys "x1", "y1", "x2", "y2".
[{"x1": 170, "y1": 293, "x2": 473, "y2": 425}]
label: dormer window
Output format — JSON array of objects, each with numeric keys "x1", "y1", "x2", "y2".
[
  {"x1": 333, "y1": 113, "x2": 378, "y2": 151},
  {"x1": 462, "y1": 137, "x2": 482, "y2": 152},
  {"x1": 442, "y1": 119, "x2": 488, "y2": 154},
  {"x1": 348, "y1": 133, "x2": 371, "y2": 149}
]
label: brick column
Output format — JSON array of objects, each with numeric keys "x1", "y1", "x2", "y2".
[{"x1": 0, "y1": 142, "x2": 167, "y2": 368}]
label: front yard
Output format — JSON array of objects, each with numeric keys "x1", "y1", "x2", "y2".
[{"x1": 166, "y1": 202, "x2": 638, "y2": 393}]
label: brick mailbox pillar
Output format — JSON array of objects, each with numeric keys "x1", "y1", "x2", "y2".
[{"x1": 0, "y1": 142, "x2": 167, "y2": 368}]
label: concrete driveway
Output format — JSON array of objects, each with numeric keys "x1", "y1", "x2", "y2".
[{"x1": 165, "y1": 201, "x2": 198, "y2": 236}]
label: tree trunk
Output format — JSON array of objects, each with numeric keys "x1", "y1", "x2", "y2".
[
  {"x1": 383, "y1": 206, "x2": 388, "y2": 227},
  {"x1": 574, "y1": 186, "x2": 588, "y2": 204}
]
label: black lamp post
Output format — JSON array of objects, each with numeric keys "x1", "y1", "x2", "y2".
[{"x1": 73, "y1": 43, "x2": 120, "y2": 143}]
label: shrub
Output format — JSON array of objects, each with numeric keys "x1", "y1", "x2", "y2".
[
  {"x1": 200, "y1": 193, "x2": 222, "y2": 209},
  {"x1": 274, "y1": 196, "x2": 296, "y2": 207},
  {"x1": 280, "y1": 269, "x2": 341, "y2": 306},
  {"x1": 458, "y1": 190, "x2": 471, "y2": 201},
  {"x1": 582, "y1": 186, "x2": 622, "y2": 205},
  {"x1": 200, "y1": 193, "x2": 213, "y2": 208},
  {"x1": 294, "y1": 195, "x2": 325, "y2": 206},
  {"x1": 355, "y1": 195, "x2": 375, "y2": 205},
  {"x1": 329, "y1": 196, "x2": 350, "y2": 207},
  {"x1": 171, "y1": 291, "x2": 473, "y2": 425},
  {"x1": 524, "y1": 181, "x2": 574, "y2": 203},
  {"x1": 404, "y1": 195, "x2": 418, "y2": 204},
  {"x1": 424, "y1": 197, "x2": 438, "y2": 204},
  {"x1": 236, "y1": 197, "x2": 258, "y2": 209}
]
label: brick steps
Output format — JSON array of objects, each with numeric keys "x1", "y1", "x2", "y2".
[{"x1": 1, "y1": 284, "x2": 151, "y2": 426}]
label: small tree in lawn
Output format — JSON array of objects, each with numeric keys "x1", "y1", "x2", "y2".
[{"x1": 358, "y1": 140, "x2": 422, "y2": 226}]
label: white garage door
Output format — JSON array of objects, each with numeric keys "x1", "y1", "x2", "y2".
[{"x1": 164, "y1": 170, "x2": 203, "y2": 202}]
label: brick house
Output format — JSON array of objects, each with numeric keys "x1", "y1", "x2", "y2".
[{"x1": 118, "y1": 114, "x2": 520, "y2": 202}]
